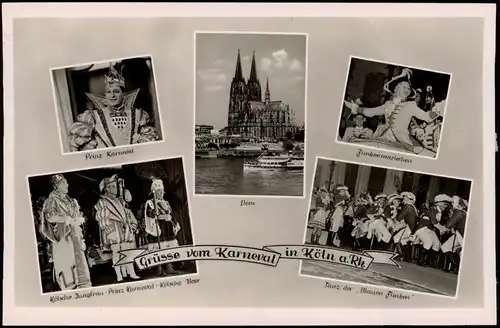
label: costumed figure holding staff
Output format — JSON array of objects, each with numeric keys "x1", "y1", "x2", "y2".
[
  {"x1": 392, "y1": 192, "x2": 419, "y2": 262},
  {"x1": 68, "y1": 62, "x2": 159, "y2": 152},
  {"x1": 40, "y1": 174, "x2": 92, "y2": 290},
  {"x1": 409, "y1": 194, "x2": 449, "y2": 267},
  {"x1": 344, "y1": 68, "x2": 445, "y2": 154},
  {"x1": 441, "y1": 196, "x2": 468, "y2": 273},
  {"x1": 144, "y1": 178, "x2": 182, "y2": 276},
  {"x1": 350, "y1": 191, "x2": 373, "y2": 251},
  {"x1": 95, "y1": 174, "x2": 140, "y2": 282},
  {"x1": 308, "y1": 185, "x2": 331, "y2": 245}
]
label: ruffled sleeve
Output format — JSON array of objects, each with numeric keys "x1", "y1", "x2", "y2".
[
  {"x1": 133, "y1": 109, "x2": 160, "y2": 144},
  {"x1": 68, "y1": 110, "x2": 98, "y2": 151}
]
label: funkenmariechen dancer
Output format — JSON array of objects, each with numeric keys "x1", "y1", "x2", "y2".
[
  {"x1": 344, "y1": 68, "x2": 444, "y2": 153},
  {"x1": 40, "y1": 174, "x2": 92, "y2": 290},
  {"x1": 95, "y1": 174, "x2": 140, "y2": 282},
  {"x1": 144, "y1": 178, "x2": 182, "y2": 276},
  {"x1": 68, "y1": 62, "x2": 160, "y2": 152}
]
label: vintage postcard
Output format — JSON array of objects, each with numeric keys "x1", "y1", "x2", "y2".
[
  {"x1": 27, "y1": 157, "x2": 197, "y2": 294},
  {"x1": 3, "y1": 3, "x2": 495, "y2": 326},
  {"x1": 194, "y1": 32, "x2": 307, "y2": 197},
  {"x1": 51, "y1": 55, "x2": 164, "y2": 154},
  {"x1": 336, "y1": 56, "x2": 451, "y2": 159},
  {"x1": 301, "y1": 157, "x2": 472, "y2": 298}
]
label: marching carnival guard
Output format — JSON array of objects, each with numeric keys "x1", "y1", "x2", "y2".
[
  {"x1": 365, "y1": 193, "x2": 388, "y2": 250},
  {"x1": 68, "y1": 62, "x2": 160, "y2": 152},
  {"x1": 308, "y1": 185, "x2": 331, "y2": 245},
  {"x1": 343, "y1": 68, "x2": 445, "y2": 153},
  {"x1": 326, "y1": 185, "x2": 350, "y2": 247},
  {"x1": 393, "y1": 192, "x2": 419, "y2": 262},
  {"x1": 351, "y1": 191, "x2": 373, "y2": 251},
  {"x1": 441, "y1": 196, "x2": 468, "y2": 273},
  {"x1": 144, "y1": 178, "x2": 182, "y2": 276},
  {"x1": 409, "y1": 195, "x2": 449, "y2": 268},
  {"x1": 95, "y1": 174, "x2": 140, "y2": 282},
  {"x1": 40, "y1": 174, "x2": 92, "y2": 290}
]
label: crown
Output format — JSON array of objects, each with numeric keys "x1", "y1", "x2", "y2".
[
  {"x1": 50, "y1": 174, "x2": 65, "y2": 187},
  {"x1": 104, "y1": 63, "x2": 126, "y2": 89}
]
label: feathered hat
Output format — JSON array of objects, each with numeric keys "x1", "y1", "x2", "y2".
[
  {"x1": 374, "y1": 192, "x2": 387, "y2": 201},
  {"x1": 99, "y1": 174, "x2": 118, "y2": 192},
  {"x1": 434, "y1": 194, "x2": 452, "y2": 204},
  {"x1": 384, "y1": 68, "x2": 417, "y2": 100},
  {"x1": 50, "y1": 174, "x2": 65, "y2": 188},
  {"x1": 359, "y1": 191, "x2": 373, "y2": 205},
  {"x1": 387, "y1": 193, "x2": 402, "y2": 204},
  {"x1": 452, "y1": 195, "x2": 468, "y2": 210},
  {"x1": 151, "y1": 178, "x2": 164, "y2": 192},
  {"x1": 400, "y1": 191, "x2": 416, "y2": 204},
  {"x1": 85, "y1": 62, "x2": 140, "y2": 111}
]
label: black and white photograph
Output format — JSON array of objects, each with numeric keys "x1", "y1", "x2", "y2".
[
  {"x1": 28, "y1": 157, "x2": 196, "y2": 294},
  {"x1": 51, "y1": 55, "x2": 164, "y2": 154},
  {"x1": 302, "y1": 157, "x2": 472, "y2": 297},
  {"x1": 194, "y1": 32, "x2": 307, "y2": 197},
  {"x1": 337, "y1": 57, "x2": 451, "y2": 159}
]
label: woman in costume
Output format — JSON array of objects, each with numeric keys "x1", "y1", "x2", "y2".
[
  {"x1": 308, "y1": 186, "x2": 331, "y2": 245},
  {"x1": 95, "y1": 174, "x2": 140, "y2": 282},
  {"x1": 40, "y1": 174, "x2": 92, "y2": 290},
  {"x1": 144, "y1": 179, "x2": 182, "y2": 276},
  {"x1": 344, "y1": 68, "x2": 444, "y2": 154},
  {"x1": 68, "y1": 62, "x2": 160, "y2": 152}
]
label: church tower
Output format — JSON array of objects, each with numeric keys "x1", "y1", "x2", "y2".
[
  {"x1": 265, "y1": 77, "x2": 271, "y2": 105},
  {"x1": 247, "y1": 51, "x2": 262, "y2": 101},
  {"x1": 228, "y1": 49, "x2": 247, "y2": 135}
]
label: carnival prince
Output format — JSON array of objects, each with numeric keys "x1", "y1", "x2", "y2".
[{"x1": 68, "y1": 62, "x2": 160, "y2": 152}]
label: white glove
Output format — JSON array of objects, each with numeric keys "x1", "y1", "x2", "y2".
[{"x1": 344, "y1": 100, "x2": 359, "y2": 115}]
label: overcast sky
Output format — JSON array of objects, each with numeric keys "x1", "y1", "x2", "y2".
[{"x1": 195, "y1": 33, "x2": 306, "y2": 130}]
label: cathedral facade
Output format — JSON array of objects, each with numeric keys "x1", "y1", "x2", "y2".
[{"x1": 227, "y1": 50, "x2": 299, "y2": 141}]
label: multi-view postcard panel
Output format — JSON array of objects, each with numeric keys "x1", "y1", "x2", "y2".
[
  {"x1": 28, "y1": 157, "x2": 196, "y2": 294},
  {"x1": 194, "y1": 32, "x2": 307, "y2": 197},
  {"x1": 302, "y1": 157, "x2": 472, "y2": 298}
]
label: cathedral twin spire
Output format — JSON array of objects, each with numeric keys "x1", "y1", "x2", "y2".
[
  {"x1": 233, "y1": 49, "x2": 260, "y2": 82},
  {"x1": 232, "y1": 49, "x2": 267, "y2": 102}
]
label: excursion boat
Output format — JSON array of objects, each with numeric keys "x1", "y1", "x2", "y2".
[{"x1": 243, "y1": 151, "x2": 304, "y2": 171}]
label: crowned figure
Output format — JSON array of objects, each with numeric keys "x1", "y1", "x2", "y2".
[
  {"x1": 94, "y1": 174, "x2": 140, "y2": 282},
  {"x1": 40, "y1": 174, "x2": 92, "y2": 290},
  {"x1": 344, "y1": 68, "x2": 444, "y2": 154},
  {"x1": 68, "y1": 62, "x2": 160, "y2": 151}
]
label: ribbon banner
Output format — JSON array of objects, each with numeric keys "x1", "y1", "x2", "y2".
[{"x1": 116, "y1": 245, "x2": 400, "y2": 270}]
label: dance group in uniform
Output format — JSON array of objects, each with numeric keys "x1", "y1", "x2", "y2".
[
  {"x1": 38, "y1": 173, "x2": 182, "y2": 291},
  {"x1": 308, "y1": 185, "x2": 467, "y2": 274}
]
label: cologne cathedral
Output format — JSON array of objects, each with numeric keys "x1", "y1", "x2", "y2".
[{"x1": 227, "y1": 50, "x2": 298, "y2": 140}]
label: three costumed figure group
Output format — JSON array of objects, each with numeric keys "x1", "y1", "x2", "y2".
[{"x1": 39, "y1": 173, "x2": 182, "y2": 291}]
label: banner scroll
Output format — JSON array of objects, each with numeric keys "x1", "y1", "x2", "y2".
[{"x1": 116, "y1": 244, "x2": 401, "y2": 271}]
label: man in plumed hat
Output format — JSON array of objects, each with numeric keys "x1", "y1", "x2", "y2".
[
  {"x1": 326, "y1": 185, "x2": 350, "y2": 247},
  {"x1": 94, "y1": 174, "x2": 140, "y2": 282}
]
